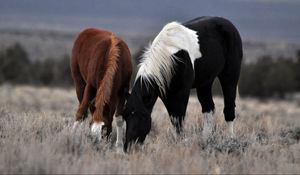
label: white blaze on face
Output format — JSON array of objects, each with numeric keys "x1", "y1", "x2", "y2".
[{"x1": 91, "y1": 122, "x2": 105, "y2": 141}]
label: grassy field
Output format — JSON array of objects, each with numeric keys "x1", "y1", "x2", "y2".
[{"x1": 0, "y1": 85, "x2": 299, "y2": 174}]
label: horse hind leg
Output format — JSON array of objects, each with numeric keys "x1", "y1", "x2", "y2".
[
  {"x1": 218, "y1": 73, "x2": 239, "y2": 138},
  {"x1": 71, "y1": 62, "x2": 86, "y2": 130},
  {"x1": 114, "y1": 87, "x2": 130, "y2": 153},
  {"x1": 73, "y1": 84, "x2": 94, "y2": 130},
  {"x1": 88, "y1": 90, "x2": 97, "y2": 115},
  {"x1": 115, "y1": 114, "x2": 124, "y2": 153},
  {"x1": 72, "y1": 84, "x2": 86, "y2": 130}
]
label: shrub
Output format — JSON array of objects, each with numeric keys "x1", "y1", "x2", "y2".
[
  {"x1": 0, "y1": 43, "x2": 72, "y2": 87},
  {"x1": 0, "y1": 43, "x2": 299, "y2": 99},
  {"x1": 0, "y1": 43, "x2": 31, "y2": 84},
  {"x1": 239, "y1": 55, "x2": 298, "y2": 99}
]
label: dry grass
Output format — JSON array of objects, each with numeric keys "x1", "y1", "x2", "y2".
[{"x1": 0, "y1": 84, "x2": 299, "y2": 174}]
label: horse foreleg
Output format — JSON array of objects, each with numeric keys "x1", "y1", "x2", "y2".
[
  {"x1": 161, "y1": 89, "x2": 190, "y2": 135},
  {"x1": 196, "y1": 82, "x2": 216, "y2": 139},
  {"x1": 202, "y1": 110, "x2": 215, "y2": 139},
  {"x1": 227, "y1": 121, "x2": 235, "y2": 138},
  {"x1": 115, "y1": 115, "x2": 124, "y2": 153},
  {"x1": 169, "y1": 115, "x2": 184, "y2": 134},
  {"x1": 115, "y1": 95, "x2": 126, "y2": 153}
]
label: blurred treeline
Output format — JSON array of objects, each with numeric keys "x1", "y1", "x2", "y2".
[
  {"x1": 239, "y1": 53, "x2": 300, "y2": 99},
  {"x1": 0, "y1": 42, "x2": 300, "y2": 99},
  {"x1": 0, "y1": 43, "x2": 72, "y2": 87}
]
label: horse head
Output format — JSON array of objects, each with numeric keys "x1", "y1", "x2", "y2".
[{"x1": 123, "y1": 101, "x2": 152, "y2": 151}]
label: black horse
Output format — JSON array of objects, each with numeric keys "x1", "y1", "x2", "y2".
[{"x1": 123, "y1": 16, "x2": 243, "y2": 150}]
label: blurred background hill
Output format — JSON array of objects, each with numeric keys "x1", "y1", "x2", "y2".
[{"x1": 0, "y1": 0, "x2": 300, "y2": 98}]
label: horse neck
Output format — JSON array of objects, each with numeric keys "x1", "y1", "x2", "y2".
[{"x1": 131, "y1": 77, "x2": 159, "y2": 113}]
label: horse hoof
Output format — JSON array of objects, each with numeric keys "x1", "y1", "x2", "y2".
[
  {"x1": 227, "y1": 121, "x2": 235, "y2": 138},
  {"x1": 116, "y1": 145, "x2": 124, "y2": 154},
  {"x1": 91, "y1": 122, "x2": 104, "y2": 141},
  {"x1": 202, "y1": 111, "x2": 215, "y2": 139}
]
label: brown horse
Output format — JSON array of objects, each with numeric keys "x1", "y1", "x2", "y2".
[{"x1": 71, "y1": 28, "x2": 132, "y2": 150}]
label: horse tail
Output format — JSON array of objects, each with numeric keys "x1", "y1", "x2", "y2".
[{"x1": 95, "y1": 34, "x2": 120, "y2": 121}]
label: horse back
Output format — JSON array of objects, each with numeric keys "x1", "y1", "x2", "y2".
[
  {"x1": 71, "y1": 28, "x2": 117, "y2": 88},
  {"x1": 71, "y1": 27, "x2": 132, "y2": 98},
  {"x1": 184, "y1": 17, "x2": 243, "y2": 87}
]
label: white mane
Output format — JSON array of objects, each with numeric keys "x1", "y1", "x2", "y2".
[{"x1": 136, "y1": 21, "x2": 202, "y2": 95}]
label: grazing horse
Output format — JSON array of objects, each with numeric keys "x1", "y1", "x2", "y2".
[
  {"x1": 71, "y1": 28, "x2": 132, "y2": 150},
  {"x1": 123, "y1": 16, "x2": 243, "y2": 150}
]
